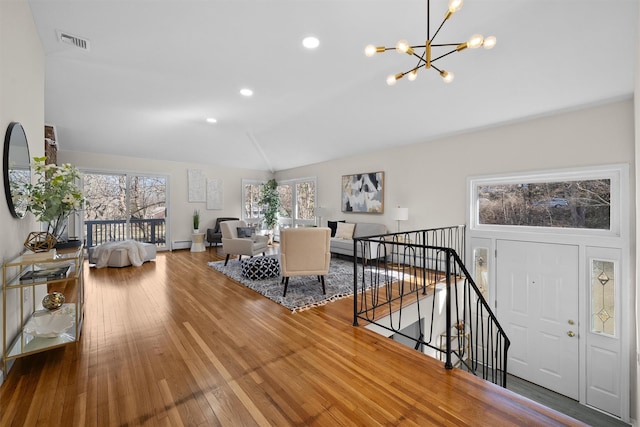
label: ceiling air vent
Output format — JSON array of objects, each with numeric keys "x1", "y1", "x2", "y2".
[{"x1": 57, "y1": 31, "x2": 90, "y2": 51}]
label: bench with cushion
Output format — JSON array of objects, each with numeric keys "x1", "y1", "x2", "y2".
[{"x1": 88, "y1": 240, "x2": 157, "y2": 268}]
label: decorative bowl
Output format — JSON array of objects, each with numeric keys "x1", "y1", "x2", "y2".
[
  {"x1": 42, "y1": 292, "x2": 65, "y2": 311},
  {"x1": 23, "y1": 307, "x2": 74, "y2": 338}
]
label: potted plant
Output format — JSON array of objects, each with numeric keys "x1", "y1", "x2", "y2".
[
  {"x1": 193, "y1": 209, "x2": 200, "y2": 233},
  {"x1": 25, "y1": 157, "x2": 85, "y2": 246},
  {"x1": 259, "y1": 178, "x2": 280, "y2": 244}
]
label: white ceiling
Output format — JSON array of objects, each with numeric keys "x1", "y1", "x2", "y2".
[{"x1": 27, "y1": 0, "x2": 638, "y2": 172}]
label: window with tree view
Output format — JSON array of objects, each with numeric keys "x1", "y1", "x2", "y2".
[
  {"x1": 83, "y1": 173, "x2": 167, "y2": 247},
  {"x1": 477, "y1": 179, "x2": 611, "y2": 230}
]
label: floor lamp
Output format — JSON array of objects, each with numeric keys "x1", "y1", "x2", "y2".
[
  {"x1": 315, "y1": 207, "x2": 330, "y2": 227},
  {"x1": 394, "y1": 207, "x2": 409, "y2": 233}
]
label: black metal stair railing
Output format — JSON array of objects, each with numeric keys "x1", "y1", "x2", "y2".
[{"x1": 352, "y1": 225, "x2": 511, "y2": 387}]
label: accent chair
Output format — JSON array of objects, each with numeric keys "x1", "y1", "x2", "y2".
[
  {"x1": 279, "y1": 227, "x2": 331, "y2": 297},
  {"x1": 206, "y1": 217, "x2": 239, "y2": 250},
  {"x1": 220, "y1": 220, "x2": 269, "y2": 266}
]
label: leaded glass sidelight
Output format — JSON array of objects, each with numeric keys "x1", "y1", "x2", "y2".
[
  {"x1": 591, "y1": 259, "x2": 615, "y2": 336},
  {"x1": 473, "y1": 247, "x2": 489, "y2": 300}
]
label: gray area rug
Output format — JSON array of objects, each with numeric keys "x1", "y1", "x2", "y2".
[{"x1": 208, "y1": 256, "x2": 367, "y2": 313}]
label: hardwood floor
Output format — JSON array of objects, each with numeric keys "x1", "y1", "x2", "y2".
[{"x1": 1, "y1": 249, "x2": 592, "y2": 426}]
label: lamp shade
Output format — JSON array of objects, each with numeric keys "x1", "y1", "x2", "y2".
[{"x1": 394, "y1": 207, "x2": 409, "y2": 221}]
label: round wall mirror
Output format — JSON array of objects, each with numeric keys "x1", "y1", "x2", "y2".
[{"x1": 3, "y1": 122, "x2": 31, "y2": 218}]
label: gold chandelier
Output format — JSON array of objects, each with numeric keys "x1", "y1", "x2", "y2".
[{"x1": 365, "y1": 0, "x2": 496, "y2": 85}]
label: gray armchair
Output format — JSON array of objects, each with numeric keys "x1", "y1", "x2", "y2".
[
  {"x1": 220, "y1": 220, "x2": 269, "y2": 265},
  {"x1": 206, "y1": 217, "x2": 239, "y2": 250}
]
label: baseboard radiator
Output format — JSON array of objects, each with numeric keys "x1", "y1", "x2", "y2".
[{"x1": 171, "y1": 240, "x2": 192, "y2": 250}]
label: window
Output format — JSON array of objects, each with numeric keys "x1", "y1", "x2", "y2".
[
  {"x1": 469, "y1": 166, "x2": 622, "y2": 236},
  {"x1": 83, "y1": 172, "x2": 168, "y2": 247},
  {"x1": 278, "y1": 178, "x2": 316, "y2": 229},
  {"x1": 242, "y1": 180, "x2": 265, "y2": 227},
  {"x1": 242, "y1": 177, "x2": 317, "y2": 230}
]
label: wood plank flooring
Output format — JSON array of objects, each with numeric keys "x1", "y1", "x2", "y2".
[{"x1": 0, "y1": 249, "x2": 594, "y2": 426}]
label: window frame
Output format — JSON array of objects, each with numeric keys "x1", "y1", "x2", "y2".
[{"x1": 468, "y1": 165, "x2": 623, "y2": 238}]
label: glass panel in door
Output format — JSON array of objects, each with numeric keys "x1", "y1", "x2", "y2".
[
  {"x1": 83, "y1": 172, "x2": 127, "y2": 247},
  {"x1": 129, "y1": 175, "x2": 167, "y2": 248},
  {"x1": 83, "y1": 172, "x2": 168, "y2": 248}
]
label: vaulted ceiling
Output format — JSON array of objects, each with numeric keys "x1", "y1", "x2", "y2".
[{"x1": 27, "y1": 0, "x2": 638, "y2": 172}]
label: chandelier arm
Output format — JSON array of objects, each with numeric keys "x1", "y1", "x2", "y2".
[
  {"x1": 402, "y1": 63, "x2": 426, "y2": 77},
  {"x1": 431, "y1": 64, "x2": 443, "y2": 73},
  {"x1": 431, "y1": 43, "x2": 464, "y2": 47},
  {"x1": 431, "y1": 16, "x2": 449, "y2": 42},
  {"x1": 430, "y1": 48, "x2": 461, "y2": 63}
]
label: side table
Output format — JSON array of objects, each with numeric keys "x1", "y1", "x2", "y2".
[{"x1": 191, "y1": 233, "x2": 206, "y2": 252}]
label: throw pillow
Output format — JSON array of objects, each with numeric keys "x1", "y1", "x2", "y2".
[
  {"x1": 327, "y1": 220, "x2": 346, "y2": 237},
  {"x1": 335, "y1": 222, "x2": 356, "y2": 239},
  {"x1": 237, "y1": 226, "x2": 256, "y2": 238}
]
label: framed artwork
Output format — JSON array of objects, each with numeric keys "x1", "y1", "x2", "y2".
[
  {"x1": 207, "y1": 178, "x2": 223, "y2": 210},
  {"x1": 341, "y1": 171, "x2": 384, "y2": 213},
  {"x1": 188, "y1": 169, "x2": 206, "y2": 202}
]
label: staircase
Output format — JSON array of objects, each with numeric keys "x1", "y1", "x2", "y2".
[{"x1": 352, "y1": 225, "x2": 511, "y2": 387}]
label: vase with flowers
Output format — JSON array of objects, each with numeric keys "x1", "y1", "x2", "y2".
[{"x1": 25, "y1": 157, "x2": 85, "y2": 248}]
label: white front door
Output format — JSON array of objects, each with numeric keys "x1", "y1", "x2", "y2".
[{"x1": 497, "y1": 240, "x2": 579, "y2": 399}]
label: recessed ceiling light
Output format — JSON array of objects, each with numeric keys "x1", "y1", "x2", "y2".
[
  {"x1": 302, "y1": 36, "x2": 320, "y2": 49},
  {"x1": 240, "y1": 88, "x2": 253, "y2": 97},
  {"x1": 206, "y1": 117, "x2": 217, "y2": 124}
]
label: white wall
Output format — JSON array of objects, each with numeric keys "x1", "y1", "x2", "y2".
[
  {"x1": 276, "y1": 99, "x2": 635, "y2": 233},
  {"x1": 59, "y1": 150, "x2": 272, "y2": 245},
  {"x1": 0, "y1": 0, "x2": 45, "y2": 382},
  {"x1": 276, "y1": 98, "x2": 636, "y2": 421}
]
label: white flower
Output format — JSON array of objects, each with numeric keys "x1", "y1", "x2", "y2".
[{"x1": 25, "y1": 157, "x2": 85, "y2": 238}]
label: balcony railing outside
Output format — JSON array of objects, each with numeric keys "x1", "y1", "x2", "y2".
[
  {"x1": 85, "y1": 219, "x2": 166, "y2": 248},
  {"x1": 352, "y1": 225, "x2": 511, "y2": 387}
]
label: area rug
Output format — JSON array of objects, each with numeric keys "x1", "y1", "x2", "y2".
[{"x1": 208, "y1": 256, "x2": 373, "y2": 313}]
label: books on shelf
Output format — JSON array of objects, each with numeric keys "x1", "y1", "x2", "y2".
[{"x1": 20, "y1": 264, "x2": 70, "y2": 283}]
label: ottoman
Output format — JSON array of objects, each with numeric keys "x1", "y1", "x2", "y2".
[
  {"x1": 88, "y1": 241, "x2": 157, "y2": 267},
  {"x1": 241, "y1": 256, "x2": 280, "y2": 280}
]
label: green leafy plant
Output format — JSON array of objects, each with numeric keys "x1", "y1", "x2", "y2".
[
  {"x1": 259, "y1": 178, "x2": 280, "y2": 231},
  {"x1": 193, "y1": 209, "x2": 200, "y2": 230},
  {"x1": 25, "y1": 156, "x2": 85, "y2": 241}
]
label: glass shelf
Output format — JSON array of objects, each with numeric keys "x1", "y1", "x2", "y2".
[
  {"x1": 6, "y1": 304, "x2": 78, "y2": 359},
  {"x1": 2, "y1": 245, "x2": 84, "y2": 378}
]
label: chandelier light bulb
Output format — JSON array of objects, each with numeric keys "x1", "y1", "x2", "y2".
[
  {"x1": 396, "y1": 40, "x2": 412, "y2": 54},
  {"x1": 448, "y1": 0, "x2": 463, "y2": 13},
  {"x1": 468, "y1": 34, "x2": 484, "y2": 49},
  {"x1": 440, "y1": 70, "x2": 455, "y2": 83},
  {"x1": 483, "y1": 36, "x2": 497, "y2": 49},
  {"x1": 387, "y1": 73, "x2": 403, "y2": 85},
  {"x1": 364, "y1": 44, "x2": 377, "y2": 57},
  {"x1": 407, "y1": 69, "x2": 418, "y2": 81}
]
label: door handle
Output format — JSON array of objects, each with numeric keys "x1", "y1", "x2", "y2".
[{"x1": 567, "y1": 331, "x2": 575, "y2": 337}]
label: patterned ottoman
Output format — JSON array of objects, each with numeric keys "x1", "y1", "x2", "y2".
[{"x1": 241, "y1": 256, "x2": 280, "y2": 280}]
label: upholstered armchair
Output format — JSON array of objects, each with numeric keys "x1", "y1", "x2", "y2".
[
  {"x1": 220, "y1": 220, "x2": 269, "y2": 265},
  {"x1": 206, "y1": 217, "x2": 239, "y2": 250},
  {"x1": 279, "y1": 227, "x2": 331, "y2": 297}
]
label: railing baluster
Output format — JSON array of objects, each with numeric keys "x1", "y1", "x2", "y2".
[
  {"x1": 352, "y1": 225, "x2": 510, "y2": 388},
  {"x1": 84, "y1": 218, "x2": 167, "y2": 248}
]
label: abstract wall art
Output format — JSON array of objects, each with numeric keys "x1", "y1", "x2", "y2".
[{"x1": 341, "y1": 172, "x2": 384, "y2": 213}]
